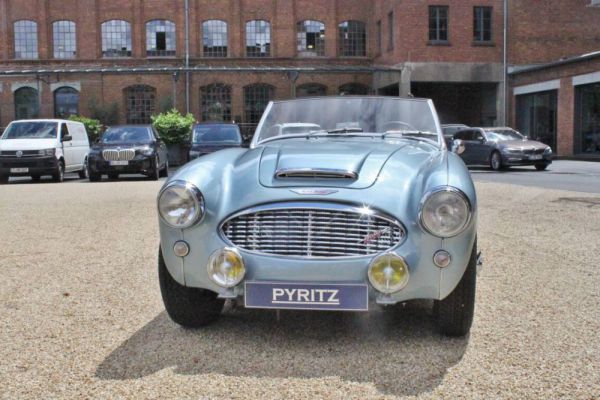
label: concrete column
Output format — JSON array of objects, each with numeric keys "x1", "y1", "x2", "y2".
[
  {"x1": 399, "y1": 65, "x2": 411, "y2": 97},
  {"x1": 496, "y1": 82, "x2": 505, "y2": 126}
]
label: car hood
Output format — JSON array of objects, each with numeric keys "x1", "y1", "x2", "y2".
[
  {"x1": 258, "y1": 138, "x2": 439, "y2": 189},
  {"x1": 497, "y1": 140, "x2": 549, "y2": 149},
  {"x1": 0, "y1": 139, "x2": 57, "y2": 151},
  {"x1": 191, "y1": 143, "x2": 240, "y2": 152},
  {"x1": 93, "y1": 142, "x2": 151, "y2": 149}
]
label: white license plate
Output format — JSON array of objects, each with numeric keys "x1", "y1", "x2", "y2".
[
  {"x1": 110, "y1": 161, "x2": 129, "y2": 166},
  {"x1": 10, "y1": 168, "x2": 28, "y2": 173},
  {"x1": 529, "y1": 154, "x2": 543, "y2": 160}
]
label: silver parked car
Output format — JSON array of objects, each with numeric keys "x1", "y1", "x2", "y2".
[
  {"x1": 452, "y1": 127, "x2": 553, "y2": 171},
  {"x1": 157, "y1": 96, "x2": 479, "y2": 336}
]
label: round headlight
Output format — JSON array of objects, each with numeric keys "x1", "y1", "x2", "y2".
[
  {"x1": 207, "y1": 248, "x2": 246, "y2": 288},
  {"x1": 368, "y1": 253, "x2": 409, "y2": 294},
  {"x1": 420, "y1": 187, "x2": 471, "y2": 238},
  {"x1": 158, "y1": 181, "x2": 204, "y2": 228}
]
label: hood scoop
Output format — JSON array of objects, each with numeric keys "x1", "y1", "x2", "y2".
[{"x1": 275, "y1": 168, "x2": 358, "y2": 180}]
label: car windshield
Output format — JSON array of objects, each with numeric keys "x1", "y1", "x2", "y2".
[
  {"x1": 254, "y1": 97, "x2": 440, "y2": 145},
  {"x1": 1, "y1": 122, "x2": 58, "y2": 139},
  {"x1": 193, "y1": 125, "x2": 241, "y2": 144},
  {"x1": 485, "y1": 129, "x2": 524, "y2": 141},
  {"x1": 101, "y1": 127, "x2": 152, "y2": 143}
]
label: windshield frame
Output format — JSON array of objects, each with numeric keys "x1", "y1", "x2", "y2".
[
  {"x1": 250, "y1": 97, "x2": 444, "y2": 149},
  {"x1": 1, "y1": 121, "x2": 59, "y2": 140}
]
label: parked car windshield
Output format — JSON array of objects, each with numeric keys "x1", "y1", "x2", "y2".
[
  {"x1": 484, "y1": 129, "x2": 524, "y2": 141},
  {"x1": 101, "y1": 127, "x2": 152, "y2": 143},
  {"x1": 254, "y1": 97, "x2": 441, "y2": 145},
  {"x1": 193, "y1": 125, "x2": 241, "y2": 144},
  {"x1": 1, "y1": 121, "x2": 58, "y2": 139}
]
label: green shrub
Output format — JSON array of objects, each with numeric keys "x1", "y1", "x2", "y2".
[
  {"x1": 152, "y1": 109, "x2": 195, "y2": 145},
  {"x1": 69, "y1": 115, "x2": 102, "y2": 143}
]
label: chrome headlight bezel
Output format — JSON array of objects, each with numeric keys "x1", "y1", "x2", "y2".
[
  {"x1": 419, "y1": 186, "x2": 472, "y2": 238},
  {"x1": 157, "y1": 180, "x2": 205, "y2": 229}
]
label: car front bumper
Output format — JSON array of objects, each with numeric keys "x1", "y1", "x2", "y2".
[
  {"x1": 501, "y1": 153, "x2": 553, "y2": 166},
  {"x1": 0, "y1": 156, "x2": 58, "y2": 176},
  {"x1": 89, "y1": 155, "x2": 153, "y2": 175}
]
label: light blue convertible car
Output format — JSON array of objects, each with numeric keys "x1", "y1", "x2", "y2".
[{"x1": 157, "y1": 96, "x2": 479, "y2": 336}]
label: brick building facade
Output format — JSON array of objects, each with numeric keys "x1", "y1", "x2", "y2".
[{"x1": 0, "y1": 0, "x2": 598, "y2": 156}]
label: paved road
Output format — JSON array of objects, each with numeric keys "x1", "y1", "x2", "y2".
[{"x1": 471, "y1": 160, "x2": 600, "y2": 194}]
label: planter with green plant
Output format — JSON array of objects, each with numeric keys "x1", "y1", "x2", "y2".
[{"x1": 152, "y1": 109, "x2": 195, "y2": 166}]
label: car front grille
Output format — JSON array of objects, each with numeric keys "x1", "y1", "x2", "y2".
[
  {"x1": 0, "y1": 150, "x2": 42, "y2": 157},
  {"x1": 522, "y1": 148, "x2": 545, "y2": 155},
  {"x1": 221, "y1": 203, "x2": 406, "y2": 258},
  {"x1": 102, "y1": 149, "x2": 136, "y2": 161}
]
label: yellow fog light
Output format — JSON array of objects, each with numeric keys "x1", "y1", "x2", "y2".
[
  {"x1": 368, "y1": 253, "x2": 409, "y2": 294},
  {"x1": 207, "y1": 247, "x2": 245, "y2": 288}
]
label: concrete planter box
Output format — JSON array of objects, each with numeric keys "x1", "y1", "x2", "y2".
[{"x1": 167, "y1": 144, "x2": 189, "y2": 166}]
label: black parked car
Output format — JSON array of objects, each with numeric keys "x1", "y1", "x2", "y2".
[
  {"x1": 452, "y1": 127, "x2": 552, "y2": 171},
  {"x1": 188, "y1": 123, "x2": 243, "y2": 161},
  {"x1": 88, "y1": 125, "x2": 169, "y2": 181}
]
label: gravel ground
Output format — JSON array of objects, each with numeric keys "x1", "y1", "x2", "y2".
[{"x1": 0, "y1": 179, "x2": 599, "y2": 399}]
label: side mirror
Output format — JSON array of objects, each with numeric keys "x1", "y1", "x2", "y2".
[
  {"x1": 62, "y1": 135, "x2": 72, "y2": 142},
  {"x1": 452, "y1": 139, "x2": 466, "y2": 155}
]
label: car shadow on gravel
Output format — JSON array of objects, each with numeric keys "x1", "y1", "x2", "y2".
[{"x1": 96, "y1": 301, "x2": 468, "y2": 397}]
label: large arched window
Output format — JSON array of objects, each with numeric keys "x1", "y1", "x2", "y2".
[
  {"x1": 146, "y1": 20, "x2": 176, "y2": 57},
  {"x1": 124, "y1": 85, "x2": 156, "y2": 124},
  {"x1": 202, "y1": 20, "x2": 228, "y2": 57},
  {"x1": 14, "y1": 20, "x2": 38, "y2": 59},
  {"x1": 339, "y1": 83, "x2": 370, "y2": 95},
  {"x1": 246, "y1": 20, "x2": 271, "y2": 57},
  {"x1": 338, "y1": 20, "x2": 366, "y2": 56},
  {"x1": 54, "y1": 87, "x2": 79, "y2": 118},
  {"x1": 101, "y1": 20, "x2": 132, "y2": 57},
  {"x1": 297, "y1": 20, "x2": 325, "y2": 57},
  {"x1": 53, "y1": 20, "x2": 77, "y2": 59},
  {"x1": 244, "y1": 84, "x2": 274, "y2": 123},
  {"x1": 14, "y1": 87, "x2": 39, "y2": 120},
  {"x1": 296, "y1": 83, "x2": 327, "y2": 97},
  {"x1": 200, "y1": 84, "x2": 232, "y2": 122}
]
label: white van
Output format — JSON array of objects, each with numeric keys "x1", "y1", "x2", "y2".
[{"x1": 0, "y1": 119, "x2": 90, "y2": 183}]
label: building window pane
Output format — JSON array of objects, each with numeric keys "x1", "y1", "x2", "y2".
[
  {"x1": 387, "y1": 12, "x2": 394, "y2": 50},
  {"x1": 14, "y1": 87, "x2": 39, "y2": 119},
  {"x1": 202, "y1": 20, "x2": 228, "y2": 57},
  {"x1": 338, "y1": 20, "x2": 366, "y2": 57},
  {"x1": 146, "y1": 20, "x2": 176, "y2": 57},
  {"x1": 244, "y1": 84, "x2": 274, "y2": 123},
  {"x1": 297, "y1": 20, "x2": 325, "y2": 57},
  {"x1": 54, "y1": 87, "x2": 79, "y2": 118},
  {"x1": 53, "y1": 20, "x2": 77, "y2": 59},
  {"x1": 516, "y1": 90, "x2": 557, "y2": 151},
  {"x1": 296, "y1": 83, "x2": 327, "y2": 97},
  {"x1": 575, "y1": 83, "x2": 600, "y2": 154},
  {"x1": 102, "y1": 20, "x2": 132, "y2": 57},
  {"x1": 246, "y1": 20, "x2": 271, "y2": 57},
  {"x1": 376, "y1": 20, "x2": 382, "y2": 54},
  {"x1": 14, "y1": 20, "x2": 38, "y2": 59},
  {"x1": 473, "y1": 6, "x2": 492, "y2": 42},
  {"x1": 125, "y1": 85, "x2": 156, "y2": 124},
  {"x1": 339, "y1": 83, "x2": 369, "y2": 95},
  {"x1": 200, "y1": 84, "x2": 232, "y2": 122},
  {"x1": 429, "y1": 6, "x2": 449, "y2": 42}
]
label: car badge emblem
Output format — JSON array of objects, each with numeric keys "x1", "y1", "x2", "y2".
[
  {"x1": 16, "y1": 150, "x2": 23, "y2": 158},
  {"x1": 290, "y1": 188, "x2": 338, "y2": 195}
]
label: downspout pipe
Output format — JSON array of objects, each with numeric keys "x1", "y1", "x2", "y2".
[
  {"x1": 184, "y1": 0, "x2": 190, "y2": 114},
  {"x1": 502, "y1": 0, "x2": 508, "y2": 126}
]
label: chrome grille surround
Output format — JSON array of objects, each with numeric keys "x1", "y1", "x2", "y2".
[
  {"x1": 220, "y1": 202, "x2": 406, "y2": 258},
  {"x1": 102, "y1": 149, "x2": 136, "y2": 161}
]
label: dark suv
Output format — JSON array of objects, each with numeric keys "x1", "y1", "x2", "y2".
[
  {"x1": 188, "y1": 123, "x2": 243, "y2": 161},
  {"x1": 87, "y1": 125, "x2": 169, "y2": 181}
]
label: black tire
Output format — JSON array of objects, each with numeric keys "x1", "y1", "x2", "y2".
[
  {"x1": 159, "y1": 249, "x2": 224, "y2": 328},
  {"x1": 149, "y1": 157, "x2": 160, "y2": 181},
  {"x1": 434, "y1": 239, "x2": 477, "y2": 337},
  {"x1": 108, "y1": 172, "x2": 119, "y2": 180},
  {"x1": 52, "y1": 161, "x2": 65, "y2": 182},
  {"x1": 535, "y1": 163, "x2": 548, "y2": 171},
  {"x1": 159, "y1": 159, "x2": 169, "y2": 178},
  {"x1": 78, "y1": 158, "x2": 89, "y2": 179},
  {"x1": 89, "y1": 171, "x2": 101, "y2": 182},
  {"x1": 0, "y1": 175, "x2": 9, "y2": 184},
  {"x1": 489, "y1": 151, "x2": 502, "y2": 171},
  {"x1": 31, "y1": 175, "x2": 41, "y2": 182}
]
